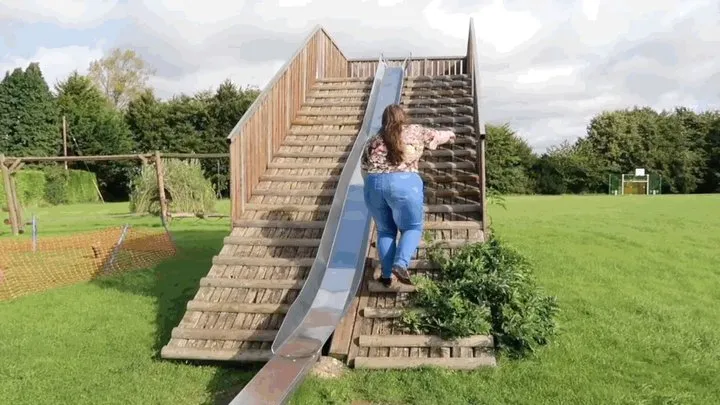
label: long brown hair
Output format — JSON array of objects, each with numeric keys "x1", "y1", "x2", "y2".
[{"x1": 380, "y1": 104, "x2": 407, "y2": 165}]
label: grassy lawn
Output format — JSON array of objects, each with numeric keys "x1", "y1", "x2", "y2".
[{"x1": 1, "y1": 195, "x2": 720, "y2": 404}]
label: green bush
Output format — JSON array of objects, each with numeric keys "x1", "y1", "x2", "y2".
[
  {"x1": 0, "y1": 170, "x2": 46, "y2": 208},
  {"x1": 42, "y1": 167, "x2": 100, "y2": 205},
  {"x1": 129, "y1": 159, "x2": 216, "y2": 215},
  {"x1": 401, "y1": 233, "x2": 560, "y2": 358}
]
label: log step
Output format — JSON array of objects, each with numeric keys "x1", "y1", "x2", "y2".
[
  {"x1": 305, "y1": 100, "x2": 368, "y2": 107},
  {"x1": 403, "y1": 97, "x2": 473, "y2": 105},
  {"x1": 273, "y1": 150, "x2": 473, "y2": 159},
  {"x1": 199, "y1": 277, "x2": 304, "y2": 289},
  {"x1": 252, "y1": 188, "x2": 336, "y2": 197},
  {"x1": 297, "y1": 106, "x2": 473, "y2": 116},
  {"x1": 282, "y1": 139, "x2": 356, "y2": 146},
  {"x1": 297, "y1": 109, "x2": 365, "y2": 116},
  {"x1": 316, "y1": 77, "x2": 374, "y2": 83},
  {"x1": 267, "y1": 161, "x2": 475, "y2": 170},
  {"x1": 358, "y1": 334, "x2": 493, "y2": 348},
  {"x1": 307, "y1": 93, "x2": 371, "y2": 100},
  {"x1": 367, "y1": 280, "x2": 416, "y2": 293},
  {"x1": 243, "y1": 203, "x2": 481, "y2": 213},
  {"x1": 362, "y1": 307, "x2": 403, "y2": 318},
  {"x1": 186, "y1": 300, "x2": 290, "y2": 313},
  {"x1": 288, "y1": 128, "x2": 359, "y2": 135},
  {"x1": 223, "y1": 237, "x2": 476, "y2": 249},
  {"x1": 259, "y1": 173, "x2": 479, "y2": 183},
  {"x1": 404, "y1": 80, "x2": 469, "y2": 89},
  {"x1": 233, "y1": 220, "x2": 326, "y2": 229},
  {"x1": 353, "y1": 355, "x2": 496, "y2": 369},
  {"x1": 315, "y1": 83, "x2": 372, "y2": 90},
  {"x1": 292, "y1": 118, "x2": 363, "y2": 125},
  {"x1": 404, "y1": 75, "x2": 469, "y2": 82},
  {"x1": 211, "y1": 256, "x2": 315, "y2": 267},
  {"x1": 369, "y1": 259, "x2": 436, "y2": 269},
  {"x1": 403, "y1": 90, "x2": 470, "y2": 97},
  {"x1": 160, "y1": 347, "x2": 273, "y2": 362},
  {"x1": 412, "y1": 116, "x2": 473, "y2": 125},
  {"x1": 171, "y1": 328, "x2": 278, "y2": 341}
]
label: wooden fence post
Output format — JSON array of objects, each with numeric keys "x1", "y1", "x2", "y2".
[
  {"x1": 154, "y1": 151, "x2": 169, "y2": 224},
  {"x1": 0, "y1": 155, "x2": 19, "y2": 235}
]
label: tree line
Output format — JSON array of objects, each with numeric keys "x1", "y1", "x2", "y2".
[
  {"x1": 0, "y1": 49, "x2": 259, "y2": 200},
  {"x1": 489, "y1": 107, "x2": 720, "y2": 195},
  {"x1": 1, "y1": 47, "x2": 719, "y2": 200}
]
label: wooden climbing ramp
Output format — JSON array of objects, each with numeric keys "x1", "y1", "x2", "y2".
[{"x1": 161, "y1": 22, "x2": 494, "y2": 370}]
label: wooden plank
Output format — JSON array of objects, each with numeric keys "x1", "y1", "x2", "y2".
[
  {"x1": 252, "y1": 188, "x2": 336, "y2": 197},
  {"x1": 260, "y1": 174, "x2": 339, "y2": 182},
  {"x1": 362, "y1": 307, "x2": 403, "y2": 318},
  {"x1": 358, "y1": 334, "x2": 493, "y2": 348},
  {"x1": 232, "y1": 220, "x2": 326, "y2": 229},
  {"x1": 243, "y1": 203, "x2": 480, "y2": 214},
  {"x1": 292, "y1": 117, "x2": 363, "y2": 125},
  {"x1": 288, "y1": 128, "x2": 358, "y2": 135},
  {"x1": 369, "y1": 259, "x2": 436, "y2": 270},
  {"x1": 171, "y1": 328, "x2": 278, "y2": 341},
  {"x1": 160, "y1": 347, "x2": 273, "y2": 362},
  {"x1": 424, "y1": 221, "x2": 483, "y2": 230},
  {"x1": 223, "y1": 237, "x2": 321, "y2": 247},
  {"x1": 274, "y1": 151, "x2": 350, "y2": 158},
  {"x1": 403, "y1": 97, "x2": 473, "y2": 105},
  {"x1": 305, "y1": 100, "x2": 367, "y2": 107},
  {"x1": 186, "y1": 301, "x2": 290, "y2": 313},
  {"x1": 282, "y1": 139, "x2": 355, "y2": 146},
  {"x1": 405, "y1": 106, "x2": 473, "y2": 115},
  {"x1": 328, "y1": 293, "x2": 360, "y2": 360},
  {"x1": 410, "y1": 116, "x2": 473, "y2": 125},
  {"x1": 211, "y1": 256, "x2": 315, "y2": 267},
  {"x1": 268, "y1": 162, "x2": 344, "y2": 169},
  {"x1": 367, "y1": 280, "x2": 415, "y2": 293},
  {"x1": 353, "y1": 355, "x2": 495, "y2": 369},
  {"x1": 199, "y1": 277, "x2": 304, "y2": 289}
]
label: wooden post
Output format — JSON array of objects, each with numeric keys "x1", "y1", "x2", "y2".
[
  {"x1": 154, "y1": 151, "x2": 168, "y2": 224},
  {"x1": 8, "y1": 172, "x2": 22, "y2": 231},
  {"x1": 0, "y1": 155, "x2": 19, "y2": 235},
  {"x1": 62, "y1": 115, "x2": 68, "y2": 170}
]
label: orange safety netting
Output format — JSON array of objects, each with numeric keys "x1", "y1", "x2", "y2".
[{"x1": 0, "y1": 226, "x2": 176, "y2": 301}]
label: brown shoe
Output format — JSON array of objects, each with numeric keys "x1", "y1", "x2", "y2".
[{"x1": 392, "y1": 266, "x2": 412, "y2": 284}]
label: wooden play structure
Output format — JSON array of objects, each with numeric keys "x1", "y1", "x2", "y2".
[{"x1": 160, "y1": 20, "x2": 492, "y2": 370}]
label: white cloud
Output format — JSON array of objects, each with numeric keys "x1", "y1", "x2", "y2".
[
  {"x1": 0, "y1": 44, "x2": 104, "y2": 91},
  {"x1": 1, "y1": 0, "x2": 718, "y2": 153},
  {"x1": 0, "y1": 0, "x2": 121, "y2": 26}
]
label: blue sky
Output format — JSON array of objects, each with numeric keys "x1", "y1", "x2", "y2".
[{"x1": 1, "y1": 0, "x2": 718, "y2": 152}]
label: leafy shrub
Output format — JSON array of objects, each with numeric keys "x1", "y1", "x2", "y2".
[
  {"x1": 43, "y1": 167, "x2": 100, "y2": 205},
  {"x1": 0, "y1": 170, "x2": 46, "y2": 208},
  {"x1": 128, "y1": 158, "x2": 216, "y2": 215},
  {"x1": 401, "y1": 233, "x2": 560, "y2": 358}
]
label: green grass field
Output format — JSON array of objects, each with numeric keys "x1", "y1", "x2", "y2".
[{"x1": 1, "y1": 195, "x2": 719, "y2": 405}]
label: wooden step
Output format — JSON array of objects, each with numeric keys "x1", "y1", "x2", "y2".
[
  {"x1": 274, "y1": 151, "x2": 351, "y2": 158},
  {"x1": 289, "y1": 128, "x2": 358, "y2": 136},
  {"x1": 405, "y1": 106, "x2": 473, "y2": 115},
  {"x1": 211, "y1": 256, "x2": 315, "y2": 267},
  {"x1": 252, "y1": 188, "x2": 336, "y2": 197},
  {"x1": 297, "y1": 109, "x2": 365, "y2": 116},
  {"x1": 268, "y1": 162, "x2": 344, "y2": 169},
  {"x1": 305, "y1": 100, "x2": 367, "y2": 107},
  {"x1": 405, "y1": 75, "x2": 469, "y2": 82},
  {"x1": 410, "y1": 116, "x2": 473, "y2": 125},
  {"x1": 369, "y1": 259, "x2": 436, "y2": 270},
  {"x1": 403, "y1": 89, "x2": 470, "y2": 97},
  {"x1": 292, "y1": 117, "x2": 363, "y2": 126},
  {"x1": 404, "y1": 80, "x2": 469, "y2": 89},
  {"x1": 361, "y1": 307, "x2": 403, "y2": 318},
  {"x1": 282, "y1": 139, "x2": 356, "y2": 146},
  {"x1": 367, "y1": 280, "x2": 415, "y2": 293},
  {"x1": 307, "y1": 93, "x2": 370, "y2": 100},
  {"x1": 171, "y1": 328, "x2": 278, "y2": 341},
  {"x1": 316, "y1": 77, "x2": 374, "y2": 83},
  {"x1": 353, "y1": 355, "x2": 495, "y2": 369},
  {"x1": 403, "y1": 97, "x2": 473, "y2": 105},
  {"x1": 243, "y1": 203, "x2": 481, "y2": 214},
  {"x1": 223, "y1": 237, "x2": 322, "y2": 247},
  {"x1": 258, "y1": 172, "x2": 478, "y2": 183},
  {"x1": 199, "y1": 277, "x2": 304, "y2": 289},
  {"x1": 358, "y1": 334, "x2": 493, "y2": 348},
  {"x1": 160, "y1": 347, "x2": 273, "y2": 362},
  {"x1": 233, "y1": 220, "x2": 325, "y2": 229},
  {"x1": 186, "y1": 300, "x2": 290, "y2": 313},
  {"x1": 423, "y1": 221, "x2": 483, "y2": 229},
  {"x1": 315, "y1": 82, "x2": 372, "y2": 90}
]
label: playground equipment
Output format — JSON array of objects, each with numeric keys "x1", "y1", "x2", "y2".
[{"x1": 160, "y1": 19, "x2": 492, "y2": 404}]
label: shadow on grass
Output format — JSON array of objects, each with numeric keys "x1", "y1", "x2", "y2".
[{"x1": 89, "y1": 228, "x2": 262, "y2": 405}]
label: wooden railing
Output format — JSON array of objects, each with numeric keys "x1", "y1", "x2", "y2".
[
  {"x1": 347, "y1": 56, "x2": 466, "y2": 78},
  {"x1": 227, "y1": 26, "x2": 348, "y2": 221},
  {"x1": 465, "y1": 18, "x2": 488, "y2": 234}
]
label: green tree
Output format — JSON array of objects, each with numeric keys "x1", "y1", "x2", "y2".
[
  {"x1": 0, "y1": 63, "x2": 59, "y2": 157},
  {"x1": 88, "y1": 48, "x2": 155, "y2": 110},
  {"x1": 55, "y1": 71, "x2": 135, "y2": 199},
  {"x1": 485, "y1": 123, "x2": 535, "y2": 194}
]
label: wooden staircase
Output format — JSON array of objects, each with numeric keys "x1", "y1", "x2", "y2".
[
  {"x1": 160, "y1": 77, "x2": 371, "y2": 361},
  {"x1": 331, "y1": 74, "x2": 496, "y2": 370}
]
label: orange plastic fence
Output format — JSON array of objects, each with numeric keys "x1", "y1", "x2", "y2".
[{"x1": 0, "y1": 226, "x2": 176, "y2": 301}]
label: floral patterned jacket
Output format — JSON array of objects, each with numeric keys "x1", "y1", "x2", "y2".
[{"x1": 361, "y1": 124, "x2": 456, "y2": 174}]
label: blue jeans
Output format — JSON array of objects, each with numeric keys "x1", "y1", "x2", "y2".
[{"x1": 363, "y1": 172, "x2": 424, "y2": 278}]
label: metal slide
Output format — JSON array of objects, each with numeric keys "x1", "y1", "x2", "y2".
[{"x1": 229, "y1": 57, "x2": 407, "y2": 405}]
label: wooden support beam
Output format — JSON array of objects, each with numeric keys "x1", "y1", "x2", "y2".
[
  {"x1": 154, "y1": 151, "x2": 168, "y2": 223},
  {"x1": 0, "y1": 155, "x2": 19, "y2": 235}
]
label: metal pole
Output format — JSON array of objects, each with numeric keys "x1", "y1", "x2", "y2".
[
  {"x1": 102, "y1": 224, "x2": 130, "y2": 274},
  {"x1": 31, "y1": 215, "x2": 37, "y2": 252}
]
